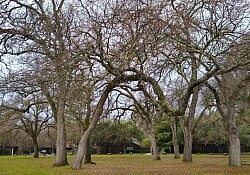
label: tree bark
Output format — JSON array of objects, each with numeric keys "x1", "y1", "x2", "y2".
[
  {"x1": 33, "y1": 138, "x2": 39, "y2": 158},
  {"x1": 228, "y1": 133, "x2": 241, "y2": 166},
  {"x1": 226, "y1": 118, "x2": 241, "y2": 166},
  {"x1": 149, "y1": 130, "x2": 160, "y2": 160},
  {"x1": 170, "y1": 118, "x2": 180, "y2": 159},
  {"x1": 183, "y1": 128, "x2": 193, "y2": 162},
  {"x1": 84, "y1": 90, "x2": 92, "y2": 164},
  {"x1": 225, "y1": 100, "x2": 241, "y2": 166},
  {"x1": 182, "y1": 86, "x2": 199, "y2": 162},
  {"x1": 53, "y1": 83, "x2": 69, "y2": 166},
  {"x1": 173, "y1": 144, "x2": 180, "y2": 159},
  {"x1": 84, "y1": 136, "x2": 92, "y2": 164},
  {"x1": 73, "y1": 133, "x2": 86, "y2": 168}
]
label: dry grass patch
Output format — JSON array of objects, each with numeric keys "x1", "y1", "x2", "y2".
[{"x1": 0, "y1": 154, "x2": 249, "y2": 175}]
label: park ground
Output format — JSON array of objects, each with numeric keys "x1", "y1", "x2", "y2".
[{"x1": 0, "y1": 154, "x2": 250, "y2": 175}]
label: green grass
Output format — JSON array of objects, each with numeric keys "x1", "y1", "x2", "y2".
[{"x1": 0, "y1": 154, "x2": 249, "y2": 175}]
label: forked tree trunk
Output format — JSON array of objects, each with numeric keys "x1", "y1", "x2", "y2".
[
  {"x1": 183, "y1": 127, "x2": 193, "y2": 162},
  {"x1": 84, "y1": 137, "x2": 92, "y2": 164},
  {"x1": 54, "y1": 84, "x2": 69, "y2": 166},
  {"x1": 33, "y1": 138, "x2": 39, "y2": 158},
  {"x1": 149, "y1": 129, "x2": 160, "y2": 160}
]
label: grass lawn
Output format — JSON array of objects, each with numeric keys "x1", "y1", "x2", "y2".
[{"x1": 0, "y1": 154, "x2": 250, "y2": 175}]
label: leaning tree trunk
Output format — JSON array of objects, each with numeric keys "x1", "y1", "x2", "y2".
[
  {"x1": 72, "y1": 81, "x2": 114, "y2": 169},
  {"x1": 73, "y1": 131, "x2": 89, "y2": 168},
  {"x1": 33, "y1": 138, "x2": 39, "y2": 158},
  {"x1": 84, "y1": 90, "x2": 92, "y2": 164},
  {"x1": 84, "y1": 136, "x2": 92, "y2": 164},
  {"x1": 149, "y1": 127, "x2": 160, "y2": 160},
  {"x1": 54, "y1": 83, "x2": 69, "y2": 166}
]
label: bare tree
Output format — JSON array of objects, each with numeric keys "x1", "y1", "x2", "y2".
[
  {"x1": 0, "y1": 90, "x2": 52, "y2": 157},
  {"x1": 0, "y1": 0, "x2": 89, "y2": 166},
  {"x1": 114, "y1": 85, "x2": 162, "y2": 160},
  {"x1": 157, "y1": 0, "x2": 250, "y2": 162},
  {"x1": 132, "y1": 97, "x2": 161, "y2": 160},
  {"x1": 15, "y1": 97, "x2": 52, "y2": 158},
  {"x1": 206, "y1": 65, "x2": 250, "y2": 166}
]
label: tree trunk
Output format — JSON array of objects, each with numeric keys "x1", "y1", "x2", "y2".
[
  {"x1": 53, "y1": 83, "x2": 69, "y2": 166},
  {"x1": 149, "y1": 129, "x2": 160, "y2": 160},
  {"x1": 183, "y1": 127, "x2": 193, "y2": 162},
  {"x1": 173, "y1": 143, "x2": 180, "y2": 159},
  {"x1": 72, "y1": 82, "x2": 114, "y2": 169},
  {"x1": 170, "y1": 118, "x2": 180, "y2": 159},
  {"x1": 84, "y1": 136, "x2": 92, "y2": 164},
  {"x1": 73, "y1": 132, "x2": 88, "y2": 168},
  {"x1": 123, "y1": 146, "x2": 127, "y2": 154},
  {"x1": 224, "y1": 102, "x2": 241, "y2": 166},
  {"x1": 33, "y1": 138, "x2": 39, "y2": 158},
  {"x1": 228, "y1": 135, "x2": 241, "y2": 166},
  {"x1": 227, "y1": 123, "x2": 241, "y2": 166},
  {"x1": 84, "y1": 92, "x2": 92, "y2": 164},
  {"x1": 182, "y1": 86, "x2": 199, "y2": 162}
]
